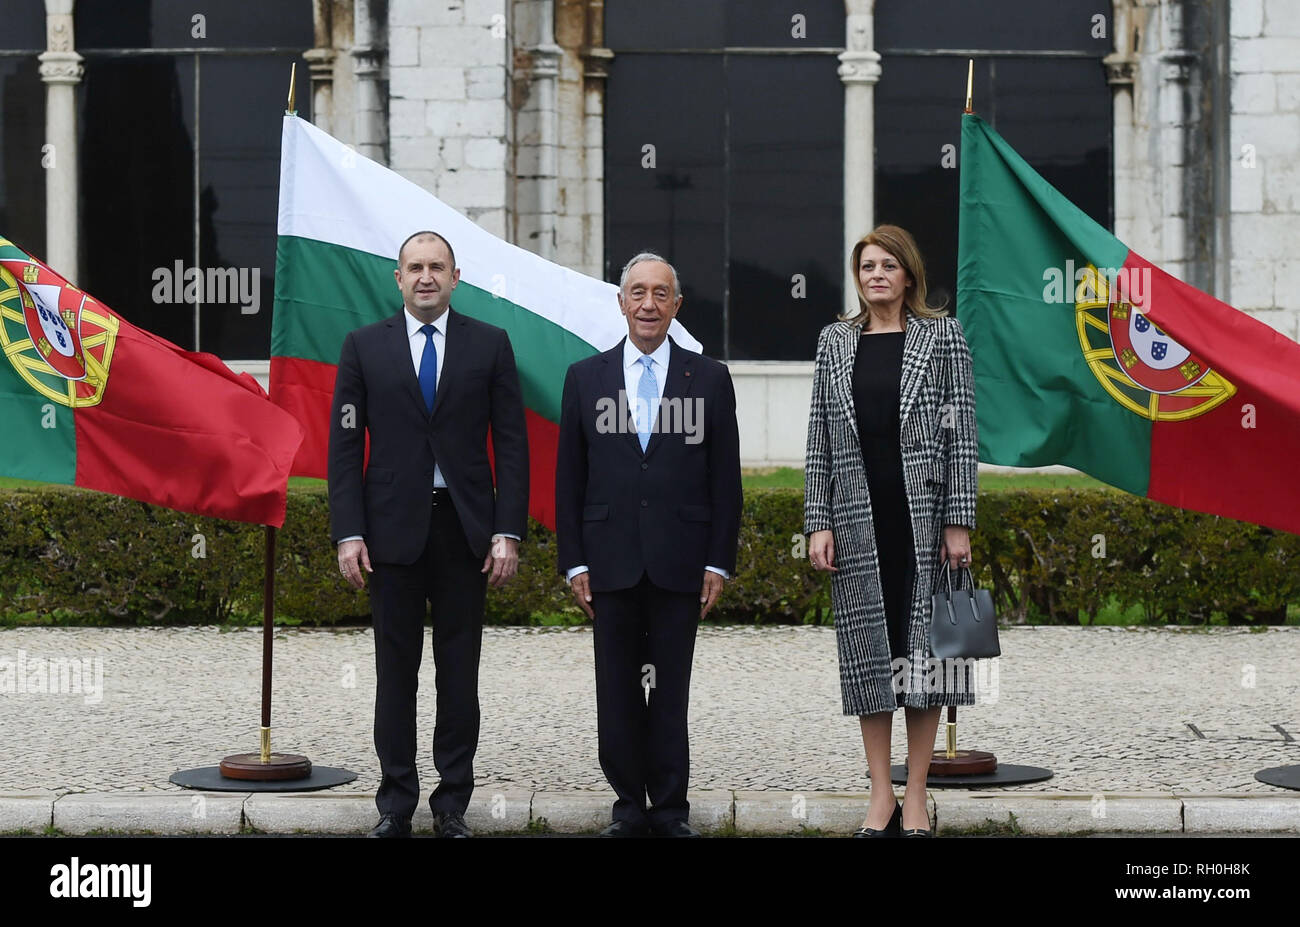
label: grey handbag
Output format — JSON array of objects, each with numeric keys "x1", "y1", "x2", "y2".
[{"x1": 929, "y1": 565, "x2": 1000, "y2": 659}]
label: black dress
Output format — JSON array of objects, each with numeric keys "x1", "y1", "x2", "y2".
[{"x1": 851, "y1": 331, "x2": 915, "y2": 668}]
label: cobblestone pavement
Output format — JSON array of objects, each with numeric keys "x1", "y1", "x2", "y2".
[{"x1": 0, "y1": 626, "x2": 1297, "y2": 794}]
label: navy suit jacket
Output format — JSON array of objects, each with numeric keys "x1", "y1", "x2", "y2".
[
  {"x1": 555, "y1": 336, "x2": 743, "y2": 595},
  {"x1": 327, "y1": 307, "x2": 529, "y2": 564}
]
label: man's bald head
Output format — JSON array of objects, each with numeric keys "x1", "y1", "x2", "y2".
[{"x1": 398, "y1": 230, "x2": 457, "y2": 270}]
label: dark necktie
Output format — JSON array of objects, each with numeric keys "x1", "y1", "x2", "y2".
[{"x1": 418, "y1": 323, "x2": 438, "y2": 413}]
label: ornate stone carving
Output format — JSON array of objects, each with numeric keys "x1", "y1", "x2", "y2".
[
  {"x1": 838, "y1": 50, "x2": 882, "y2": 85},
  {"x1": 38, "y1": 51, "x2": 84, "y2": 85}
]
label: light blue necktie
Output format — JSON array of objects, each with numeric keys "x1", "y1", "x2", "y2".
[
  {"x1": 636, "y1": 355, "x2": 658, "y2": 451},
  {"x1": 418, "y1": 323, "x2": 437, "y2": 413}
]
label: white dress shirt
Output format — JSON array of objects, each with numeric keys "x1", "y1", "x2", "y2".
[
  {"x1": 338, "y1": 307, "x2": 517, "y2": 545},
  {"x1": 567, "y1": 337, "x2": 727, "y2": 583}
]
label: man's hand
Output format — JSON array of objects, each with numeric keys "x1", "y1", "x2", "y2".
[
  {"x1": 482, "y1": 536, "x2": 519, "y2": 587},
  {"x1": 338, "y1": 539, "x2": 372, "y2": 589},
  {"x1": 939, "y1": 525, "x2": 972, "y2": 570},
  {"x1": 699, "y1": 570, "x2": 724, "y2": 620},
  {"x1": 570, "y1": 572, "x2": 595, "y2": 620}
]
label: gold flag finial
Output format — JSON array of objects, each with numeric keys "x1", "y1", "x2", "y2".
[
  {"x1": 286, "y1": 62, "x2": 297, "y2": 116},
  {"x1": 964, "y1": 59, "x2": 974, "y2": 114}
]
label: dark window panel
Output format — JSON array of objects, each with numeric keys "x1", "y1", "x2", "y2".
[
  {"x1": 605, "y1": 54, "x2": 725, "y2": 356},
  {"x1": 876, "y1": 0, "x2": 1114, "y2": 52},
  {"x1": 78, "y1": 54, "x2": 197, "y2": 349},
  {"x1": 0, "y1": 1, "x2": 45, "y2": 50},
  {"x1": 726, "y1": 55, "x2": 842, "y2": 361},
  {"x1": 722, "y1": 0, "x2": 845, "y2": 47},
  {"x1": 606, "y1": 2, "x2": 726, "y2": 50},
  {"x1": 0, "y1": 57, "x2": 46, "y2": 257},
  {"x1": 77, "y1": 0, "x2": 314, "y2": 49},
  {"x1": 875, "y1": 56, "x2": 1112, "y2": 312},
  {"x1": 197, "y1": 55, "x2": 308, "y2": 358},
  {"x1": 608, "y1": 0, "x2": 845, "y2": 50}
]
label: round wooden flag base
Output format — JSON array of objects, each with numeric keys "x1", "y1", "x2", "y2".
[
  {"x1": 925, "y1": 749, "x2": 998, "y2": 776},
  {"x1": 219, "y1": 752, "x2": 313, "y2": 781}
]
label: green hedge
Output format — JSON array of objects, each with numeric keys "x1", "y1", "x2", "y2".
[{"x1": 1, "y1": 487, "x2": 1296, "y2": 626}]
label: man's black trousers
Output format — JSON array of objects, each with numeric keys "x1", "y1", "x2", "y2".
[
  {"x1": 591, "y1": 574, "x2": 699, "y2": 829},
  {"x1": 369, "y1": 490, "x2": 486, "y2": 820}
]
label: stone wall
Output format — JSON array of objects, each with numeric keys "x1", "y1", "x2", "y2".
[
  {"x1": 387, "y1": 0, "x2": 511, "y2": 237},
  {"x1": 1229, "y1": 0, "x2": 1300, "y2": 338}
]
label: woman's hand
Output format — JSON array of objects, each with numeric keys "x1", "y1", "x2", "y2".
[
  {"x1": 938, "y1": 525, "x2": 971, "y2": 570},
  {"x1": 809, "y1": 530, "x2": 838, "y2": 572}
]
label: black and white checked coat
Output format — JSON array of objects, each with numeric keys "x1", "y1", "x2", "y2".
[{"x1": 803, "y1": 311, "x2": 979, "y2": 715}]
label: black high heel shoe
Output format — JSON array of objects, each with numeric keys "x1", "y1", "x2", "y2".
[
  {"x1": 901, "y1": 808, "x2": 933, "y2": 836},
  {"x1": 852, "y1": 801, "x2": 902, "y2": 837}
]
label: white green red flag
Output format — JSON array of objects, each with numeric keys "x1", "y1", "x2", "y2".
[{"x1": 270, "y1": 115, "x2": 701, "y2": 529}]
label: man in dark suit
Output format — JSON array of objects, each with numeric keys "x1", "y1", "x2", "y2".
[
  {"x1": 329, "y1": 230, "x2": 528, "y2": 839},
  {"x1": 555, "y1": 252, "x2": 742, "y2": 837}
]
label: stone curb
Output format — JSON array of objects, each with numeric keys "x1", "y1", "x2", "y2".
[
  {"x1": 5, "y1": 791, "x2": 1296, "y2": 836},
  {"x1": 0, "y1": 793, "x2": 57, "y2": 833},
  {"x1": 53, "y1": 792, "x2": 247, "y2": 835}
]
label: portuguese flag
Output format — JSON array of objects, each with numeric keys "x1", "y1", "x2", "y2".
[
  {"x1": 270, "y1": 115, "x2": 701, "y2": 529},
  {"x1": 0, "y1": 238, "x2": 303, "y2": 526},
  {"x1": 958, "y1": 113, "x2": 1300, "y2": 535}
]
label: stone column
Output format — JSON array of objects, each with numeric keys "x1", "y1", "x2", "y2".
[
  {"x1": 530, "y1": 6, "x2": 562, "y2": 260},
  {"x1": 352, "y1": 0, "x2": 388, "y2": 163},
  {"x1": 838, "y1": 0, "x2": 881, "y2": 317},
  {"x1": 41, "y1": 0, "x2": 83, "y2": 283},
  {"x1": 304, "y1": 0, "x2": 336, "y2": 133},
  {"x1": 580, "y1": 6, "x2": 612, "y2": 278},
  {"x1": 1105, "y1": 0, "x2": 1139, "y2": 247}
]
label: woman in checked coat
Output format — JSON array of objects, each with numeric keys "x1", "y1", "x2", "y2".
[{"x1": 804, "y1": 225, "x2": 979, "y2": 837}]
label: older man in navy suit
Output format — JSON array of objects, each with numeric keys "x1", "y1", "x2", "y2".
[{"x1": 555, "y1": 253, "x2": 742, "y2": 837}]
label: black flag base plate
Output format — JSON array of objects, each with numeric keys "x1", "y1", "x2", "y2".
[
  {"x1": 1255, "y1": 765, "x2": 1300, "y2": 791},
  {"x1": 891, "y1": 761, "x2": 1054, "y2": 787},
  {"x1": 169, "y1": 764, "x2": 358, "y2": 793}
]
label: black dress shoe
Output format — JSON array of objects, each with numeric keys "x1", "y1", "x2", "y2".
[
  {"x1": 366, "y1": 814, "x2": 412, "y2": 838},
  {"x1": 654, "y1": 820, "x2": 701, "y2": 838},
  {"x1": 851, "y1": 801, "x2": 902, "y2": 838},
  {"x1": 599, "y1": 819, "x2": 648, "y2": 837},
  {"x1": 901, "y1": 827, "x2": 934, "y2": 837},
  {"x1": 433, "y1": 811, "x2": 472, "y2": 838}
]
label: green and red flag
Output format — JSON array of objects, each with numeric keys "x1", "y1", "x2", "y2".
[
  {"x1": 270, "y1": 115, "x2": 701, "y2": 529},
  {"x1": 0, "y1": 237, "x2": 303, "y2": 526},
  {"x1": 958, "y1": 112, "x2": 1300, "y2": 535}
]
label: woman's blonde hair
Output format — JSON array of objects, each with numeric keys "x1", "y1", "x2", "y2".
[{"x1": 842, "y1": 224, "x2": 948, "y2": 327}]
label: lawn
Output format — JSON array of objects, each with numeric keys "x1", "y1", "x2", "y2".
[
  {"x1": 0, "y1": 469, "x2": 1112, "y2": 493},
  {"x1": 740, "y1": 467, "x2": 1111, "y2": 492}
]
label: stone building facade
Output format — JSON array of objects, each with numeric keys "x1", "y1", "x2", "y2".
[{"x1": 11, "y1": 0, "x2": 1300, "y2": 465}]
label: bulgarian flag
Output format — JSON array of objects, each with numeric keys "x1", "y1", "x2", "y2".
[
  {"x1": 270, "y1": 115, "x2": 701, "y2": 529},
  {"x1": 958, "y1": 113, "x2": 1300, "y2": 534},
  {"x1": 0, "y1": 238, "x2": 303, "y2": 526}
]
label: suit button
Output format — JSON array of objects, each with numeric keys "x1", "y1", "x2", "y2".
[
  {"x1": 641, "y1": 462, "x2": 648, "y2": 470},
  {"x1": 640, "y1": 499, "x2": 648, "y2": 507}
]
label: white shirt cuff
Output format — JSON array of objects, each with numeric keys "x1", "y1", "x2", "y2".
[
  {"x1": 705, "y1": 566, "x2": 729, "y2": 579},
  {"x1": 337, "y1": 535, "x2": 363, "y2": 544},
  {"x1": 565, "y1": 565, "x2": 589, "y2": 583}
]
